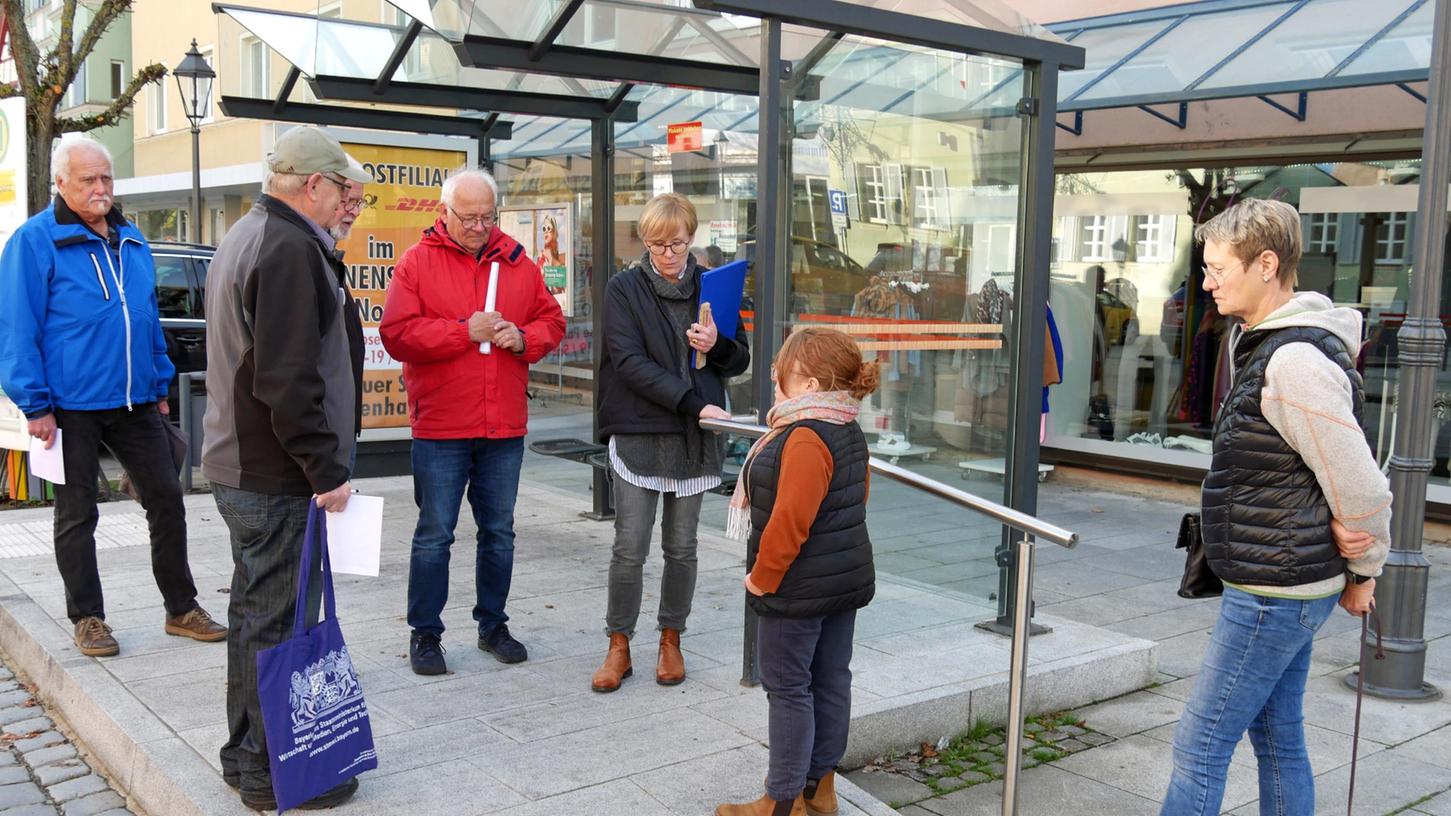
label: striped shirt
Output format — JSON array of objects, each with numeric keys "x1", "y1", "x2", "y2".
[{"x1": 608, "y1": 437, "x2": 721, "y2": 498}]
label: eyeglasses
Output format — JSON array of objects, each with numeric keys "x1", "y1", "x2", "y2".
[
  {"x1": 339, "y1": 197, "x2": 365, "y2": 214},
  {"x1": 1202, "y1": 259, "x2": 1249, "y2": 285},
  {"x1": 770, "y1": 365, "x2": 805, "y2": 381},
  {"x1": 449, "y1": 206, "x2": 496, "y2": 229},
  {"x1": 646, "y1": 240, "x2": 690, "y2": 256},
  {"x1": 317, "y1": 174, "x2": 349, "y2": 195}
]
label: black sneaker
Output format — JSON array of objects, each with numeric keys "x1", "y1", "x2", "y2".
[
  {"x1": 240, "y1": 777, "x2": 359, "y2": 811},
  {"x1": 409, "y1": 632, "x2": 447, "y2": 676},
  {"x1": 478, "y1": 623, "x2": 528, "y2": 664}
]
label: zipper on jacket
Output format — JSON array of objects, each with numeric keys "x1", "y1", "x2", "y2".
[
  {"x1": 89, "y1": 254, "x2": 111, "y2": 301},
  {"x1": 100, "y1": 239, "x2": 133, "y2": 410}
]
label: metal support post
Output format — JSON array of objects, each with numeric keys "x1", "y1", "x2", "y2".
[
  {"x1": 982, "y1": 63, "x2": 1059, "y2": 638},
  {"x1": 586, "y1": 116, "x2": 616, "y2": 522},
  {"x1": 189, "y1": 126, "x2": 202, "y2": 242},
  {"x1": 1001, "y1": 531, "x2": 1036, "y2": 816},
  {"x1": 1350, "y1": 0, "x2": 1449, "y2": 701},
  {"x1": 742, "y1": 16, "x2": 790, "y2": 687}
]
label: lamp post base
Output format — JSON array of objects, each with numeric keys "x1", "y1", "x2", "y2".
[{"x1": 1342, "y1": 671, "x2": 1442, "y2": 701}]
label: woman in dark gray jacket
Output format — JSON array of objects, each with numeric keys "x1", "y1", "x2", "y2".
[{"x1": 591, "y1": 193, "x2": 749, "y2": 693}]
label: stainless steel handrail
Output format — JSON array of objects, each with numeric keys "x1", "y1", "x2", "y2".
[
  {"x1": 702, "y1": 416, "x2": 1075, "y2": 816},
  {"x1": 702, "y1": 417, "x2": 1077, "y2": 548}
]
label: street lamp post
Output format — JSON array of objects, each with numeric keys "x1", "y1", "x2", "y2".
[{"x1": 173, "y1": 39, "x2": 215, "y2": 243}]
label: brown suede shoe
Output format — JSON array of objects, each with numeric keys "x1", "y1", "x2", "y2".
[
  {"x1": 591, "y1": 633, "x2": 632, "y2": 693},
  {"x1": 74, "y1": 616, "x2": 118, "y2": 657},
  {"x1": 715, "y1": 793, "x2": 805, "y2": 816},
  {"x1": 165, "y1": 607, "x2": 228, "y2": 642},
  {"x1": 656, "y1": 628, "x2": 685, "y2": 685},
  {"x1": 803, "y1": 771, "x2": 838, "y2": 816}
]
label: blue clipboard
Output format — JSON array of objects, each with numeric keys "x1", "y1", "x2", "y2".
[{"x1": 694, "y1": 259, "x2": 748, "y2": 368}]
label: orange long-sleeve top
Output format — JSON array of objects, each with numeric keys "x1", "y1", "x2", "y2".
[{"x1": 749, "y1": 427, "x2": 869, "y2": 594}]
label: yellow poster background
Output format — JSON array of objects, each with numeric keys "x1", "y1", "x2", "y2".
[{"x1": 339, "y1": 142, "x2": 467, "y2": 429}]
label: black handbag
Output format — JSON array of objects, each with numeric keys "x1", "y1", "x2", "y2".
[{"x1": 1175, "y1": 512, "x2": 1223, "y2": 599}]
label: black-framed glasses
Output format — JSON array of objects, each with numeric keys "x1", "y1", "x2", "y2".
[
  {"x1": 317, "y1": 174, "x2": 349, "y2": 195},
  {"x1": 449, "y1": 205, "x2": 496, "y2": 229},
  {"x1": 339, "y1": 196, "x2": 365, "y2": 214},
  {"x1": 647, "y1": 240, "x2": 689, "y2": 256}
]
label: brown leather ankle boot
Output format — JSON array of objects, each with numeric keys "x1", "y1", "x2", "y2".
[
  {"x1": 715, "y1": 793, "x2": 805, "y2": 816},
  {"x1": 657, "y1": 628, "x2": 685, "y2": 685},
  {"x1": 591, "y1": 633, "x2": 632, "y2": 693},
  {"x1": 803, "y1": 771, "x2": 837, "y2": 816}
]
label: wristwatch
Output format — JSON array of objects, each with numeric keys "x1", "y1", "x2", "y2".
[{"x1": 1346, "y1": 571, "x2": 1373, "y2": 585}]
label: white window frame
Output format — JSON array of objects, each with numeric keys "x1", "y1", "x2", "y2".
[
  {"x1": 1134, "y1": 214, "x2": 1177, "y2": 263},
  {"x1": 1054, "y1": 216, "x2": 1076, "y2": 263},
  {"x1": 1375, "y1": 212, "x2": 1408, "y2": 264},
  {"x1": 862, "y1": 163, "x2": 889, "y2": 224},
  {"x1": 149, "y1": 80, "x2": 166, "y2": 135},
  {"x1": 243, "y1": 36, "x2": 270, "y2": 99},
  {"x1": 1305, "y1": 212, "x2": 1338, "y2": 254},
  {"x1": 1081, "y1": 215, "x2": 1129, "y2": 262},
  {"x1": 109, "y1": 59, "x2": 124, "y2": 100},
  {"x1": 65, "y1": 59, "x2": 86, "y2": 109},
  {"x1": 199, "y1": 46, "x2": 215, "y2": 123}
]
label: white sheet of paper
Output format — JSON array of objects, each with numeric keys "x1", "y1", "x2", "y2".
[
  {"x1": 28, "y1": 429, "x2": 64, "y2": 485},
  {"x1": 325, "y1": 494, "x2": 384, "y2": 577}
]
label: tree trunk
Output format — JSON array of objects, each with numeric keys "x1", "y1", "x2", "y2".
[{"x1": 26, "y1": 113, "x2": 55, "y2": 216}]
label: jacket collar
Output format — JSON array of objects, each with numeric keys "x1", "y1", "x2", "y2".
[
  {"x1": 259, "y1": 194, "x2": 338, "y2": 256},
  {"x1": 51, "y1": 195, "x2": 131, "y2": 242},
  {"x1": 420, "y1": 214, "x2": 527, "y2": 265}
]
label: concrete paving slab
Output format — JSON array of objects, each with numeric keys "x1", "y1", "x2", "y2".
[
  {"x1": 1071, "y1": 689, "x2": 1185, "y2": 739},
  {"x1": 1398, "y1": 724, "x2": 1451, "y2": 770},
  {"x1": 1300, "y1": 673, "x2": 1451, "y2": 745},
  {"x1": 913, "y1": 764, "x2": 1161, "y2": 816},
  {"x1": 1052, "y1": 733, "x2": 1261, "y2": 811},
  {"x1": 1225, "y1": 748, "x2": 1451, "y2": 816},
  {"x1": 1413, "y1": 790, "x2": 1451, "y2": 816}
]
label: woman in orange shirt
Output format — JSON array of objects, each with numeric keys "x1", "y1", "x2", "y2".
[{"x1": 716, "y1": 327, "x2": 879, "y2": 816}]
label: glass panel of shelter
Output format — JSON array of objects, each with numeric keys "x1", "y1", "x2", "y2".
[
  {"x1": 1040, "y1": 160, "x2": 1451, "y2": 493},
  {"x1": 1339, "y1": 0, "x2": 1437, "y2": 77}
]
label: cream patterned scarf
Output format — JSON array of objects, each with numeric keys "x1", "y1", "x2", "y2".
[{"x1": 725, "y1": 390, "x2": 862, "y2": 543}]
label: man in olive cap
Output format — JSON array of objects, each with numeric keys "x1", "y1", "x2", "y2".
[{"x1": 202, "y1": 126, "x2": 371, "y2": 811}]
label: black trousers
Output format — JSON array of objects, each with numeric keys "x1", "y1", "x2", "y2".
[{"x1": 52, "y1": 405, "x2": 198, "y2": 623}]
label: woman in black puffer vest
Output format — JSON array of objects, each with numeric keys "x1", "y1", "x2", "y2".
[
  {"x1": 1161, "y1": 200, "x2": 1391, "y2": 816},
  {"x1": 715, "y1": 328, "x2": 878, "y2": 816}
]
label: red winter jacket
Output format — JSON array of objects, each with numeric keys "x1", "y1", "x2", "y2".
[{"x1": 380, "y1": 218, "x2": 566, "y2": 440}]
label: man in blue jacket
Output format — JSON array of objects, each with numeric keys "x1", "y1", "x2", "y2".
[{"x1": 0, "y1": 137, "x2": 226, "y2": 657}]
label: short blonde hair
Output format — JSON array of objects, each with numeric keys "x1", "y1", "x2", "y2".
[
  {"x1": 638, "y1": 192, "x2": 697, "y2": 242},
  {"x1": 1194, "y1": 199, "x2": 1302, "y2": 289}
]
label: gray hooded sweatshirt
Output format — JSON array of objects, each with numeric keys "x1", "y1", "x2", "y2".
[{"x1": 1225, "y1": 291, "x2": 1393, "y2": 599}]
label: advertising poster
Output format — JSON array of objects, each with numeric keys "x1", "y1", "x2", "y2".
[
  {"x1": 498, "y1": 204, "x2": 574, "y2": 317},
  {"x1": 0, "y1": 97, "x2": 27, "y2": 249},
  {"x1": 337, "y1": 141, "x2": 467, "y2": 430}
]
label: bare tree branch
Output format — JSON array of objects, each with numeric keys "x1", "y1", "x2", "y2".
[
  {"x1": 56, "y1": 0, "x2": 77, "y2": 81},
  {"x1": 55, "y1": 61, "x2": 164, "y2": 134},
  {"x1": 1, "y1": 0, "x2": 44, "y2": 95},
  {"x1": 73, "y1": 0, "x2": 131, "y2": 76}
]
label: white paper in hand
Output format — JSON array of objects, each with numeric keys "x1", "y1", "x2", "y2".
[
  {"x1": 324, "y1": 494, "x2": 384, "y2": 577},
  {"x1": 479, "y1": 260, "x2": 500, "y2": 354},
  {"x1": 28, "y1": 429, "x2": 65, "y2": 485}
]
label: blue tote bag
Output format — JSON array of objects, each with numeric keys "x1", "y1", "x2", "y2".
[{"x1": 256, "y1": 504, "x2": 378, "y2": 811}]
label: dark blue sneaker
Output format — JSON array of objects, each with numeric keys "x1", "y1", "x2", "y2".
[
  {"x1": 478, "y1": 623, "x2": 528, "y2": 664},
  {"x1": 409, "y1": 631, "x2": 447, "y2": 676}
]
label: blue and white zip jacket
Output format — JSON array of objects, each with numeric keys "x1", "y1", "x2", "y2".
[{"x1": 0, "y1": 197, "x2": 173, "y2": 418}]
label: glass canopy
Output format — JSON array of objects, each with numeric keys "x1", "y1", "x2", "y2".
[{"x1": 1047, "y1": 0, "x2": 1435, "y2": 110}]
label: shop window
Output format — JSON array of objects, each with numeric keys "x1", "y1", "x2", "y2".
[
  {"x1": 1305, "y1": 212, "x2": 1338, "y2": 255},
  {"x1": 1376, "y1": 212, "x2": 1410, "y2": 264},
  {"x1": 1133, "y1": 215, "x2": 1177, "y2": 263}
]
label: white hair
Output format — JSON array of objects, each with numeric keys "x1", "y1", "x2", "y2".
[
  {"x1": 441, "y1": 167, "x2": 498, "y2": 208},
  {"x1": 262, "y1": 169, "x2": 308, "y2": 197},
  {"x1": 53, "y1": 137, "x2": 113, "y2": 180}
]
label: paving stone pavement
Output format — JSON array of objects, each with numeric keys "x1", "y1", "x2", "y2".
[{"x1": 0, "y1": 661, "x2": 134, "y2": 816}]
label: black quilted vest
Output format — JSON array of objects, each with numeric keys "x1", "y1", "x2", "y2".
[
  {"x1": 1202, "y1": 326, "x2": 1364, "y2": 587},
  {"x1": 745, "y1": 420, "x2": 875, "y2": 618}
]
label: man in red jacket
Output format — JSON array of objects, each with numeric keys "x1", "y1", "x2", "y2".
[{"x1": 380, "y1": 168, "x2": 565, "y2": 675}]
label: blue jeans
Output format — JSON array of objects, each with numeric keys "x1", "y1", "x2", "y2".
[
  {"x1": 1162, "y1": 586, "x2": 1338, "y2": 816},
  {"x1": 406, "y1": 437, "x2": 524, "y2": 637},
  {"x1": 758, "y1": 610, "x2": 856, "y2": 801},
  {"x1": 213, "y1": 485, "x2": 322, "y2": 796}
]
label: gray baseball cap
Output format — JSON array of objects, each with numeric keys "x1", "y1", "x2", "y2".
[{"x1": 267, "y1": 127, "x2": 371, "y2": 184}]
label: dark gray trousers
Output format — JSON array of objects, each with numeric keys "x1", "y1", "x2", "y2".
[{"x1": 758, "y1": 609, "x2": 857, "y2": 801}]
